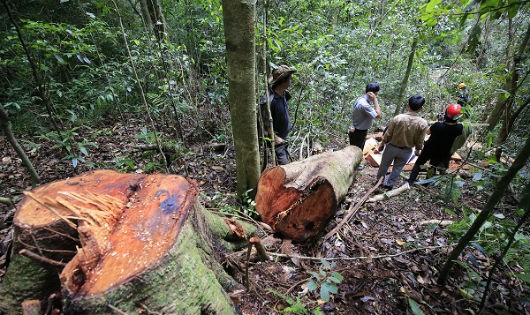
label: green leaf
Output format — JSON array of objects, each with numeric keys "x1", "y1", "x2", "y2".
[
  {"x1": 319, "y1": 283, "x2": 331, "y2": 302},
  {"x1": 426, "y1": 0, "x2": 442, "y2": 11},
  {"x1": 323, "y1": 281, "x2": 338, "y2": 294},
  {"x1": 79, "y1": 146, "x2": 89, "y2": 156},
  {"x1": 309, "y1": 271, "x2": 321, "y2": 280},
  {"x1": 493, "y1": 213, "x2": 505, "y2": 219},
  {"x1": 408, "y1": 298, "x2": 426, "y2": 315},
  {"x1": 306, "y1": 279, "x2": 318, "y2": 292},
  {"x1": 54, "y1": 54, "x2": 66, "y2": 64},
  {"x1": 516, "y1": 273, "x2": 530, "y2": 283},
  {"x1": 329, "y1": 272, "x2": 344, "y2": 283},
  {"x1": 71, "y1": 158, "x2": 78, "y2": 168}
]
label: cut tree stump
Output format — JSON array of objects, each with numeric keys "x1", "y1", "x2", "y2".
[
  {"x1": 0, "y1": 170, "x2": 254, "y2": 315},
  {"x1": 255, "y1": 145, "x2": 363, "y2": 241}
]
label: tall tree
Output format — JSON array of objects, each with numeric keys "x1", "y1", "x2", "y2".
[
  {"x1": 139, "y1": 0, "x2": 168, "y2": 42},
  {"x1": 0, "y1": 105, "x2": 40, "y2": 187},
  {"x1": 393, "y1": 36, "x2": 418, "y2": 116},
  {"x1": 221, "y1": 0, "x2": 260, "y2": 196}
]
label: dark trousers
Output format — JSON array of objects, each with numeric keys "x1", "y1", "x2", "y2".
[
  {"x1": 348, "y1": 129, "x2": 368, "y2": 149},
  {"x1": 408, "y1": 151, "x2": 450, "y2": 184},
  {"x1": 275, "y1": 142, "x2": 290, "y2": 165}
]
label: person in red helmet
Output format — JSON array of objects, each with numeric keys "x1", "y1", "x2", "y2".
[{"x1": 407, "y1": 104, "x2": 464, "y2": 185}]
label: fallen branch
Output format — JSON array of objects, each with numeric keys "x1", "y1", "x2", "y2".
[
  {"x1": 418, "y1": 219, "x2": 454, "y2": 226},
  {"x1": 324, "y1": 177, "x2": 383, "y2": 240},
  {"x1": 367, "y1": 182, "x2": 410, "y2": 203},
  {"x1": 19, "y1": 249, "x2": 66, "y2": 267},
  {"x1": 269, "y1": 245, "x2": 448, "y2": 261}
]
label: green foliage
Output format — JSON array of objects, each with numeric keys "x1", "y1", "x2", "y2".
[
  {"x1": 38, "y1": 127, "x2": 97, "y2": 168},
  {"x1": 135, "y1": 127, "x2": 162, "y2": 144},
  {"x1": 267, "y1": 289, "x2": 309, "y2": 315},
  {"x1": 112, "y1": 156, "x2": 137, "y2": 172},
  {"x1": 306, "y1": 260, "x2": 344, "y2": 303},
  {"x1": 446, "y1": 206, "x2": 530, "y2": 267},
  {"x1": 408, "y1": 298, "x2": 426, "y2": 315},
  {"x1": 219, "y1": 189, "x2": 260, "y2": 220}
]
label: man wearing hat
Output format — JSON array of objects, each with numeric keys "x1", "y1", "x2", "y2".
[{"x1": 260, "y1": 64, "x2": 296, "y2": 165}]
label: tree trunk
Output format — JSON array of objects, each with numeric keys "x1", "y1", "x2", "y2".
[
  {"x1": 222, "y1": 0, "x2": 260, "y2": 196},
  {"x1": 0, "y1": 170, "x2": 253, "y2": 314},
  {"x1": 437, "y1": 133, "x2": 530, "y2": 285},
  {"x1": 2, "y1": 0, "x2": 64, "y2": 133},
  {"x1": 485, "y1": 22, "x2": 529, "y2": 134},
  {"x1": 0, "y1": 104, "x2": 41, "y2": 187},
  {"x1": 393, "y1": 36, "x2": 418, "y2": 116},
  {"x1": 255, "y1": 146, "x2": 363, "y2": 241},
  {"x1": 139, "y1": 0, "x2": 168, "y2": 42}
]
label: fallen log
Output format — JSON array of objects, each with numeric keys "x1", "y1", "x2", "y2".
[
  {"x1": 255, "y1": 145, "x2": 363, "y2": 241},
  {"x1": 0, "y1": 170, "x2": 254, "y2": 315}
]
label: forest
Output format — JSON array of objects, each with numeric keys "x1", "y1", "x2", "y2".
[{"x1": 0, "y1": 0, "x2": 529, "y2": 314}]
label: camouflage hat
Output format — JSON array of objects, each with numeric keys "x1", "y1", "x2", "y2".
[{"x1": 268, "y1": 65, "x2": 296, "y2": 85}]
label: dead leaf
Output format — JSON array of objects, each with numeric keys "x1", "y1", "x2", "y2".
[
  {"x1": 212, "y1": 166, "x2": 224, "y2": 172},
  {"x1": 395, "y1": 239, "x2": 406, "y2": 246}
]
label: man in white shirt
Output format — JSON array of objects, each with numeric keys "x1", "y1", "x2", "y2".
[{"x1": 349, "y1": 82, "x2": 382, "y2": 150}]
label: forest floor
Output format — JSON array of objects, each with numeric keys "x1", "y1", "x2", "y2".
[{"x1": 0, "y1": 121, "x2": 528, "y2": 315}]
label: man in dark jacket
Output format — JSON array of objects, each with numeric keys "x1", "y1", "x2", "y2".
[{"x1": 408, "y1": 104, "x2": 464, "y2": 185}]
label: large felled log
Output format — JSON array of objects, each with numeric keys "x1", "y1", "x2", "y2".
[
  {"x1": 255, "y1": 146, "x2": 363, "y2": 241},
  {"x1": 0, "y1": 170, "x2": 251, "y2": 315}
]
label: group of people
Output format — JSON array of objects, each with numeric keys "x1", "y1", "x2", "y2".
[
  {"x1": 260, "y1": 64, "x2": 466, "y2": 190},
  {"x1": 349, "y1": 82, "x2": 465, "y2": 190}
]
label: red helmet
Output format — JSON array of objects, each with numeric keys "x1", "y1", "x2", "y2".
[{"x1": 445, "y1": 104, "x2": 462, "y2": 120}]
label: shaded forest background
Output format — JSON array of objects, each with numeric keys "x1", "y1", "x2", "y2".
[{"x1": 0, "y1": 0, "x2": 529, "y2": 314}]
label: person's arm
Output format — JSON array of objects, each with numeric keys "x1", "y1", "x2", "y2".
[
  {"x1": 275, "y1": 135, "x2": 285, "y2": 145},
  {"x1": 367, "y1": 92, "x2": 382, "y2": 118},
  {"x1": 379, "y1": 119, "x2": 395, "y2": 151},
  {"x1": 414, "y1": 124, "x2": 428, "y2": 155}
]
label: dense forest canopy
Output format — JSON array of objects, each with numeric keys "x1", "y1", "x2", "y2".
[
  {"x1": 1, "y1": 0, "x2": 528, "y2": 148},
  {"x1": 0, "y1": 0, "x2": 529, "y2": 313}
]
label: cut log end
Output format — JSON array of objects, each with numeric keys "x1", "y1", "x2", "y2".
[
  {"x1": 13, "y1": 170, "x2": 199, "y2": 298},
  {"x1": 256, "y1": 146, "x2": 361, "y2": 241}
]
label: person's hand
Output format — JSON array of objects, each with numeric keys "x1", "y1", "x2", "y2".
[
  {"x1": 275, "y1": 136, "x2": 285, "y2": 145},
  {"x1": 367, "y1": 92, "x2": 377, "y2": 101}
]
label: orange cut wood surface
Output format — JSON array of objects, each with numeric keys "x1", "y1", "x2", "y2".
[
  {"x1": 255, "y1": 167, "x2": 304, "y2": 225},
  {"x1": 14, "y1": 170, "x2": 145, "y2": 227},
  {"x1": 256, "y1": 167, "x2": 336, "y2": 241},
  {"x1": 69, "y1": 173, "x2": 198, "y2": 296},
  {"x1": 14, "y1": 170, "x2": 200, "y2": 297}
]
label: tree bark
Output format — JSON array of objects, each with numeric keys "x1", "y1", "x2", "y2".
[
  {"x1": 493, "y1": 23, "x2": 530, "y2": 160},
  {"x1": 393, "y1": 37, "x2": 418, "y2": 116},
  {"x1": 437, "y1": 133, "x2": 530, "y2": 285},
  {"x1": 139, "y1": 0, "x2": 168, "y2": 42},
  {"x1": 222, "y1": 0, "x2": 260, "y2": 196},
  {"x1": 255, "y1": 146, "x2": 363, "y2": 241},
  {"x1": 485, "y1": 22, "x2": 529, "y2": 134},
  {"x1": 0, "y1": 104, "x2": 41, "y2": 187},
  {"x1": 0, "y1": 170, "x2": 253, "y2": 314}
]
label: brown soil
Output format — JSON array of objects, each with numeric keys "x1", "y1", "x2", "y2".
[{"x1": 1, "y1": 121, "x2": 528, "y2": 315}]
